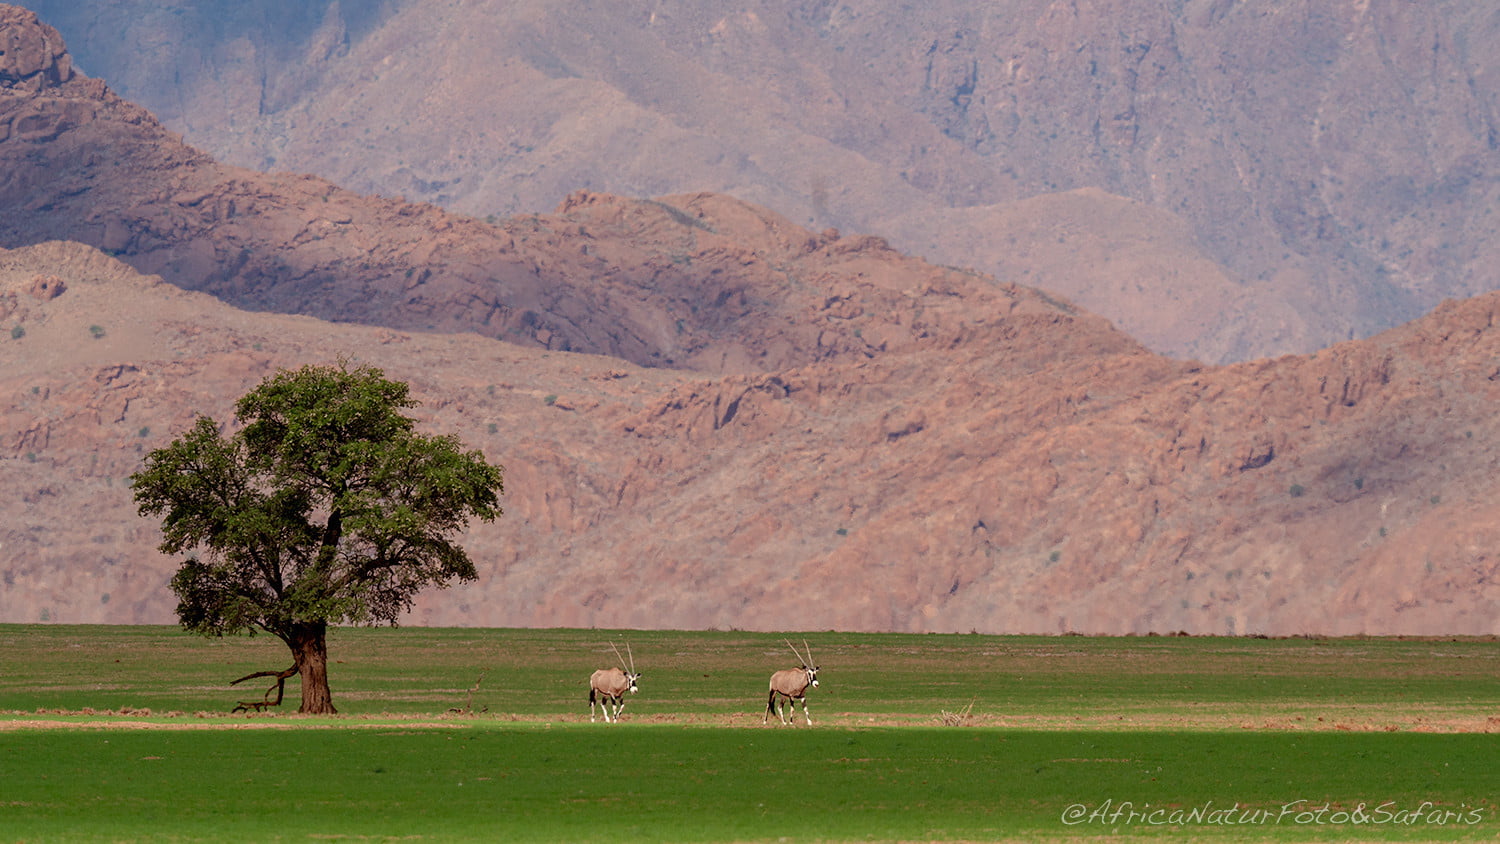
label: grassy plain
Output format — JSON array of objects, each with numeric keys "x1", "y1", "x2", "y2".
[{"x1": 1, "y1": 626, "x2": 1497, "y2": 841}]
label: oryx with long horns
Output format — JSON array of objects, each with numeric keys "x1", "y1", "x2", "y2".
[
  {"x1": 764, "y1": 638, "x2": 820, "y2": 726},
  {"x1": 589, "y1": 641, "x2": 641, "y2": 723}
]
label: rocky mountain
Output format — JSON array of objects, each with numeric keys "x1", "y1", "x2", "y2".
[
  {"x1": 0, "y1": 6, "x2": 1065, "y2": 377},
  {"x1": 22, "y1": 0, "x2": 1500, "y2": 364},
  {"x1": 3, "y1": 5, "x2": 1498, "y2": 635}
]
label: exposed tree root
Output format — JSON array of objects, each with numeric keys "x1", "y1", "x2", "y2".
[
  {"x1": 447, "y1": 670, "x2": 488, "y2": 714},
  {"x1": 229, "y1": 665, "x2": 298, "y2": 713},
  {"x1": 939, "y1": 699, "x2": 977, "y2": 726}
]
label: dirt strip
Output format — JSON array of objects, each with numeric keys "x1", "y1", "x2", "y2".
[
  {"x1": 0, "y1": 718, "x2": 463, "y2": 731},
  {"x1": 5, "y1": 711, "x2": 1499, "y2": 732}
]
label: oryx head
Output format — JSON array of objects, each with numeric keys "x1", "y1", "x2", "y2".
[
  {"x1": 786, "y1": 638, "x2": 819, "y2": 688},
  {"x1": 611, "y1": 641, "x2": 640, "y2": 692}
]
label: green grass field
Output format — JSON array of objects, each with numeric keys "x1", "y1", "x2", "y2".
[{"x1": 2, "y1": 626, "x2": 1497, "y2": 841}]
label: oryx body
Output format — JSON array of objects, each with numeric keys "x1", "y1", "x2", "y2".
[
  {"x1": 764, "y1": 639, "x2": 820, "y2": 725},
  {"x1": 588, "y1": 642, "x2": 640, "y2": 723}
]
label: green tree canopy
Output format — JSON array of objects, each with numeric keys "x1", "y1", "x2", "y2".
[{"x1": 131, "y1": 363, "x2": 503, "y2": 713}]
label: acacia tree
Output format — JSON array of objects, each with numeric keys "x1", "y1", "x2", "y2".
[{"x1": 131, "y1": 363, "x2": 503, "y2": 714}]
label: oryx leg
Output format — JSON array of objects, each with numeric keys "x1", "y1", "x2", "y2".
[
  {"x1": 764, "y1": 690, "x2": 778, "y2": 724},
  {"x1": 612, "y1": 696, "x2": 627, "y2": 722},
  {"x1": 589, "y1": 689, "x2": 599, "y2": 723},
  {"x1": 799, "y1": 696, "x2": 812, "y2": 726}
]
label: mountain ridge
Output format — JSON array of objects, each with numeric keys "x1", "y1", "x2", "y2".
[{"x1": 22, "y1": 0, "x2": 1500, "y2": 363}]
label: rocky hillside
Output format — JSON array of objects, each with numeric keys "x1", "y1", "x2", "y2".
[
  {"x1": 3, "y1": 6, "x2": 1498, "y2": 635},
  {"x1": 0, "y1": 6, "x2": 1073, "y2": 377},
  {"x1": 23, "y1": 0, "x2": 1500, "y2": 364},
  {"x1": 7, "y1": 234, "x2": 1500, "y2": 636}
]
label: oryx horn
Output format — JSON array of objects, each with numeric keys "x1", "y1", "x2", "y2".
[
  {"x1": 609, "y1": 640, "x2": 637, "y2": 674},
  {"x1": 785, "y1": 637, "x2": 809, "y2": 667}
]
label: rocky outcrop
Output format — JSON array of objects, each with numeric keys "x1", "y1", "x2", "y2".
[{"x1": 0, "y1": 5, "x2": 69, "y2": 91}]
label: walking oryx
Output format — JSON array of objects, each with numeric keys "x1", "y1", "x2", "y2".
[
  {"x1": 764, "y1": 638, "x2": 820, "y2": 725},
  {"x1": 588, "y1": 642, "x2": 641, "y2": 723}
]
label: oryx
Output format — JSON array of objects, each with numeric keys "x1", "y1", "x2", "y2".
[
  {"x1": 764, "y1": 638, "x2": 820, "y2": 726},
  {"x1": 588, "y1": 641, "x2": 641, "y2": 723}
]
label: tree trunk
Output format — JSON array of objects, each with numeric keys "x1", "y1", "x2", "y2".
[{"x1": 287, "y1": 620, "x2": 337, "y2": 714}]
